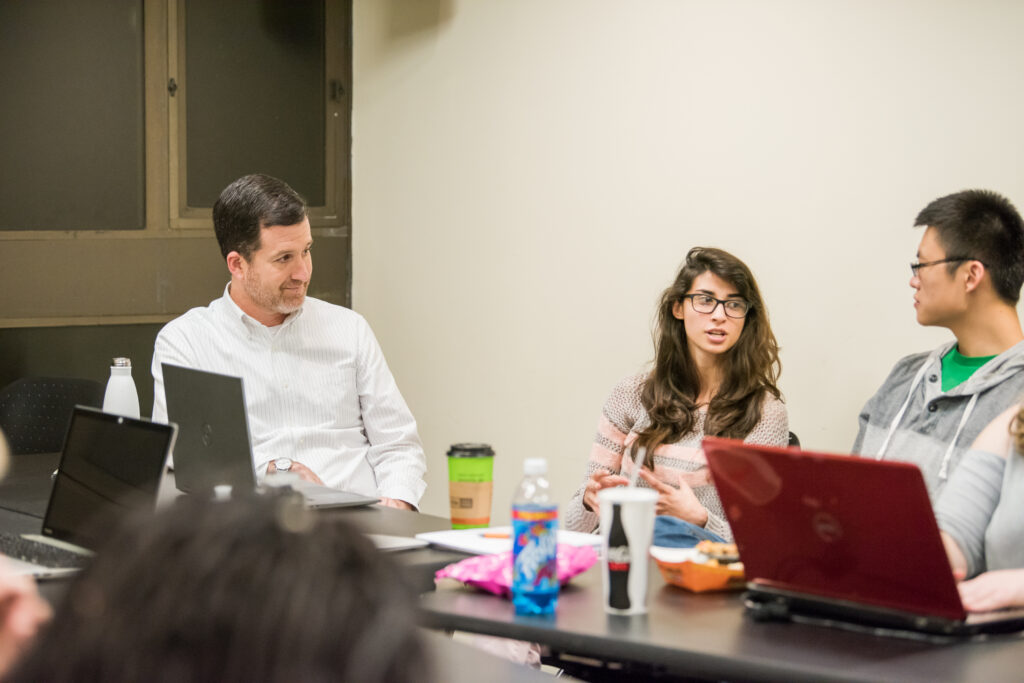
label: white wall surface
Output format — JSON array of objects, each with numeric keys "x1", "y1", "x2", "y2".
[{"x1": 351, "y1": 0, "x2": 1024, "y2": 521}]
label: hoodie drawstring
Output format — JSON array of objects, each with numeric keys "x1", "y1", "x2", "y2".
[
  {"x1": 874, "y1": 357, "x2": 979, "y2": 481},
  {"x1": 938, "y1": 393, "x2": 978, "y2": 481},
  {"x1": 875, "y1": 362, "x2": 930, "y2": 461}
]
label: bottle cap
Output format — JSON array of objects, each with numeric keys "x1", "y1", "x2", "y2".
[
  {"x1": 111, "y1": 357, "x2": 132, "y2": 367},
  {"x1": 446, "y1": 443, "x2": 495, "y2": 458},
  {"x1": 523, "y1": 458, "x2": 546, "y2": 475}
]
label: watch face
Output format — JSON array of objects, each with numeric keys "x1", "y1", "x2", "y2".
[{"x1": 275, "y1": 458, "x2": 293, "y2": 472}]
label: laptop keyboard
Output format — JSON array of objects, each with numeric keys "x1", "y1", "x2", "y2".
[{"x1": 0, "y1": 531, "x2": 90, "y2": 569}]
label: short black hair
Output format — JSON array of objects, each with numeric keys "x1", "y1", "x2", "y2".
[
  {"x1": 6, "y1": 495, "x2": 429, "y2": 683},
  {"x1": 212, "y1": 174, "x2": 307, "y2": 260},
  {"x1": 915, "y1": 189, "x2": 1024, "y2": 304}
]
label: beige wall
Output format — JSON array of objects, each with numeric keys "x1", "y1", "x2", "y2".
[{"x1": 351, "y1": 0, "x2": 1024, "y2": 521}]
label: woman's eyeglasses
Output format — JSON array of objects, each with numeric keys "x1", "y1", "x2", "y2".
[{"x1": 682, "y1": 294, "x2": 751, "y2": 319}]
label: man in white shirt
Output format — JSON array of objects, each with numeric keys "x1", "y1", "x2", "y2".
[{"x1": 151, "y1": 174, "x2": 426, "y2": 510}]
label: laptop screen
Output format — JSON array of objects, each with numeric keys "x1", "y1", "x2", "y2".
[
  {"x1": 42, "y1": 407, "x2": 176, "y2": 549},
  {"x1": 161, "y1": 363, "x2": 258, "y2": 494}
]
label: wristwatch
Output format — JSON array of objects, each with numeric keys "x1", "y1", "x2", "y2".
[{"x1": 274, "y1": 457, "x2": 293, "y2": 472}]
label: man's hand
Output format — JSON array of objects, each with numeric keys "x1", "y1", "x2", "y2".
[
  {"x1": 958, "y1": 569, "x2": 1024, "y2": 612},
  {"x1": 582, "y1": 470, "x2": 630, "y2": 515},
  {"x1": 379, "y1": 497, "x2": 415, "y2": 511},
  {"x1": 637, "y1": 468, "x2": 708, "y2": 527},
  {"x1": 266, "y1": 460, "x2": 325, "y2": 487},
  {"x1": 0, "y1": 561, "x2": 51, "y2": 678}
]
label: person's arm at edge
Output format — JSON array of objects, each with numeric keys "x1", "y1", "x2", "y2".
[
  {"x1": 565, "y1": 376, "x2": 638, "y2": 532},
  {"x1": 935, "y1": 403, "x2": 1017, "y2": 578},
  {"x1": 852, "y1": 390, "x2": 877, "y2": 454},
  {"x1": 354, "y1": 318, "x2": 426, "y2": 510},
  {"x1": 151, "y1": 324, "x2": 198, "y2": 424}
]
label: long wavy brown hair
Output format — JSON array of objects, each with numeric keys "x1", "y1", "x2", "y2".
[{"x1": 634, "y1": 247, "x2": 782, "y2": 469}]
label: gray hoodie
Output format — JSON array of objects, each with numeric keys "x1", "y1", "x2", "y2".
[{"x1": 853, "y1": 339, "x2": 1024, "y2": 502}]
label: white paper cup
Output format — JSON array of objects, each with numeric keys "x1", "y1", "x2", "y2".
[{"x1": 598, "y1": 487, "x2": 657, "y2": 615}]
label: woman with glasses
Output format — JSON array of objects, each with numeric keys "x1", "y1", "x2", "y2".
[{"x1": 565, "y1": 247, "x2": 788, "y2": 540}]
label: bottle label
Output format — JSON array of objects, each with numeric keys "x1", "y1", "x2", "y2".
[{"x1": 512, "y1": 506, "x2": 558, "y2": 593}]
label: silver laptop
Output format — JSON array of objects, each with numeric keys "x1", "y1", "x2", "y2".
[
  {"x1": 161, "y1": 363, "x2": 379, "y2": 509},
  {"x1": 1, "y1": 406, "x2": 176, "y2": 579}
]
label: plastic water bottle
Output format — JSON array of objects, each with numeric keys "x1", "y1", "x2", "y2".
[
  {"x1": 102, "y1": 357, "x2": 141, "y2": 419},
  {"x1": 511, "y1": 458, "x2": 559, "y2": 615}
]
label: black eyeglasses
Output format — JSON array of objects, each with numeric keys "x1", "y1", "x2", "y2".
[
  {"x1": 909, "y1": 257, "x2": 985, "y2": 277},
  {"x1": 682, "y1": 294, "x2": 752, "y2": 318}
]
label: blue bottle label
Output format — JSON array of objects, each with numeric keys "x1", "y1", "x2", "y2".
[{"x1": 512, "y1": 506, "x2": 559, "y2": 593}]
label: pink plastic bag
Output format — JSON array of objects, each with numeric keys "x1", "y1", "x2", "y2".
[{"x1": 435, "y1": 544, "x2": 598, "y2": 598}]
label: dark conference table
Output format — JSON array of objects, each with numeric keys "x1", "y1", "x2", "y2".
[
  {"x1": 0, "y1": 453, "x2": 573, "y2": 683},
  {"x1": 10, "y1": 454, "x2": 1024, "y2": 682},
  {"x1": 419, "y1": 544, "x2": 1024, "y2": 682},
  {"x1": 0, "y1": 452, "x2": 465, "y2": 593}
]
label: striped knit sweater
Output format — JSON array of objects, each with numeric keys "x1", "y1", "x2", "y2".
[{"x1": 565, "y1": 372, "x2": 789, "y2": 540}]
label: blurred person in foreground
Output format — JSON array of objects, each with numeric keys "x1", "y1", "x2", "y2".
[
  {"x1": 4, "y1": 494, "x2": 428, "y2": 683},
  {"x1": 0, "y1": 429, "x2": 51, "y2": 678}
]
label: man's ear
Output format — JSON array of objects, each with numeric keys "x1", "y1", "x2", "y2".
[
  {"x1": 226, "y1": 251, "x2": 246, "y2": 278},
  {"x1": 963, "y1": 259, "x2": 987, "y2": 294}
]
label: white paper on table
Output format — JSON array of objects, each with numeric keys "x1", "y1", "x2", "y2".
[{"x1": 415, "y1": 526, "x2": 602, "y2": 556}]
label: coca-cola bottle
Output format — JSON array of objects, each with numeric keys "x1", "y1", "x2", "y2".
[{"x1": 607, "y1": 502, "x2": 631, "y2": 610}]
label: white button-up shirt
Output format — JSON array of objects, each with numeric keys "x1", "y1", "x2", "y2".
[{"x1": 151, "y1": 287, "x2": 426, "y2": 505}]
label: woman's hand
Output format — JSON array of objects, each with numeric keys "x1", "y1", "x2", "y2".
[
  {"x1": 582, "y1": 470, "x2": 630, "y2": 514},
  {"x1": 637, "y1": 468, "x2": 708, "y2": 527},
  {"x1": 958, "y1": 569, "x2": 1024, "y2": 613}
]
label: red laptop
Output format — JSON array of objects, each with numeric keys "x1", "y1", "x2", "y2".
[{"x1": 702, "y1": 436, "x2": 1024, "y2": 637}]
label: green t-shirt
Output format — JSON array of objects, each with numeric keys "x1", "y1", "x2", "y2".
[{"x1": 941, "y1": 346, "x2": 997, "y2": 392}]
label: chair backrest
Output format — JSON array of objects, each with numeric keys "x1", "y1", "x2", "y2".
[
  {"x1": 788, "y1": 431, "x2": 800, "y2": 447},
  {"x1": 0, "y1": 377, "x2": 105, "y2": 455}
]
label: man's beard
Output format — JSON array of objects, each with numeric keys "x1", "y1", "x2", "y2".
[{"x1": 244, "y1": 271, "x2": 307, "y2": 315}]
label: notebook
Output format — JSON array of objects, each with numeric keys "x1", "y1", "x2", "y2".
[
  {"x1": 415, "y1": 527, "x2": 603, "y2": 556},
  {"x1": 161, "y1": 363, "x2": 379, "y2": 509},
  {"x1": 702, "y1": 436, "x2": 1024, "y2": 637},
  {"x1": 1, "y1": 406, "x2": 176, "y2": 579}
]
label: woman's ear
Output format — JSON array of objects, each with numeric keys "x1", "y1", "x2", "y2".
[{"x1": 671, "y1": 301, "x2": 686, "y2": 320}]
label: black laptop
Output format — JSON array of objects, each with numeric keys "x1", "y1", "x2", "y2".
[
  {"x1": 703, "y1": 436, "x2": 1024, "y2": 638},
  {"x1": 0, "y1": 406, "x2": 176, "y2": 579},
  {"x1": 161, "y1": 363, "x2": 378, "y2": 508}
]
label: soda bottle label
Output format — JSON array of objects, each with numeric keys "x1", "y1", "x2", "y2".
[{"x1": 512, "y1": 506, "x2": 558, "y2": 595}]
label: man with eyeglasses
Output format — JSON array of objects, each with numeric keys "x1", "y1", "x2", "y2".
[{"x1": 853, "y1": 189, "x2": 1024, "y2": 502}]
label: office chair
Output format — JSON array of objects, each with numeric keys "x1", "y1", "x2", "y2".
[
  {"x1": 788, "y1": 431, "x2": 800, "y2": 448},
  {"x1": 0, "y1": 377, "x2": 104, "y2": 455}
]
